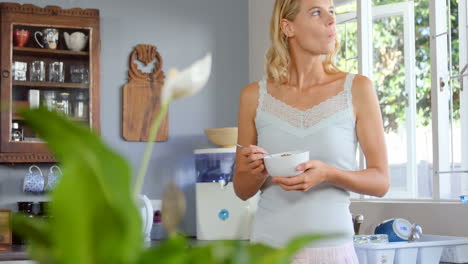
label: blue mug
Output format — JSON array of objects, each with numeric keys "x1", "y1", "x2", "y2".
[
  {"x1": 374, "y1": 218, "x2": 412, "y2": 242},
  {"x1": 23, "y1": 165, "x2": 44, "y2": 193},
  {"x1": 45, "y1": 165, "x2": 62, "y2": 191}
]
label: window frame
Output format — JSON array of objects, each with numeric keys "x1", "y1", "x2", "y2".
[
  {"x1": 337, "y1": 1, "x2": 418, "y2": 199},
  {"x1": 459, "y1": 0, "x2": 468, "y2": 193},
  {"x1": 340, "y1": 0, "x2": 468, "y2": 201}
]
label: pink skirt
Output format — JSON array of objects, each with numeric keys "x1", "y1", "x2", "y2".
[{"x1": 292, "y1": 242, "x2": 359, "y2": 264}]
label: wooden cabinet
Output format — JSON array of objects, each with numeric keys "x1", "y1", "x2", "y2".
[{"x1": 0, "y1": 3, "x2": 100, "y2": 163}]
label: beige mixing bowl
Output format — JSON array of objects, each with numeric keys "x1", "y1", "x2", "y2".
[{"x1": 204, "y1": 127, "x2": 238, "y2": 148}]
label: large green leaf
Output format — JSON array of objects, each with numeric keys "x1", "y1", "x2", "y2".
[
  {"x1": 248, "y1": 234, "x2": 336, "y2": 264},
  {"x1": 14, "y1": 108, "x2": 338, "y2": 264},
  {"x1": 19, "y1": 108, "x2": 143, "y2": 264},
  {"x1": 138, "y1": 234, "x2": 188, "y2": 264},
  {"x1": 11, "y1": 215, "x2": 53, "y2": 264},
  {"x1": 137, "y1": 233, "x2": 335, "y2": 264}
]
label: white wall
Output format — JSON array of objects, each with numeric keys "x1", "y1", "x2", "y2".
[
  {"x1": 351, "y1": 201, "x2": 468, "y2": 236},
  {"x1": 0, "y1": 0, "x2": 249, "y2": 237},
  {"x1": 248, "y1": 0, "x2": 468, "y2": 237},
  {"x1": 248, "y1": 0, "x2": 274, "y2": 83}
]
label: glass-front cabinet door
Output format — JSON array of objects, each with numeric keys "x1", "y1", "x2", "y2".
[{"x1": 0, "y1": 3, "x2": 100, "y2": 163}]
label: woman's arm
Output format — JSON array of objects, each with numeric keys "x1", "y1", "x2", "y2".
[
  {"x1": 233, "y1": 83, "x2": 269, "y2": 201},
  {"x1": 327, "y1": 74, "x2": 390, "y2": 197},
  {"x1": 272, "y1": 74, "x2": 390, "y2": 197}
]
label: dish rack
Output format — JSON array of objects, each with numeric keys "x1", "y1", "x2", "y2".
[{"x1": 354, "y1": 234, "x2": 468, "y2": 264}]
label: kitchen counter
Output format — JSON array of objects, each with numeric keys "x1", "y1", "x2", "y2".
[
  {"x1": 0, "y1": 245, "x2": 28, "y2": 261},
  {"x1": 0, "y1": 238, "x2": 249, "y2": 261},
  {"x1": 1, "y1": 243, "x2": 461, "y2": 264}
]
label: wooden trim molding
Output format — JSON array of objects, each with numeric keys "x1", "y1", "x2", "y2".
[
  {"x1": 0, "y1": 153, "x2": 56, "y2": 163},
  {"x1": 0, "y1": 3, "x2": 99, "y2": 17}
]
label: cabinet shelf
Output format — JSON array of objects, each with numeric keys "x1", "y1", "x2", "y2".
[
  {"x1": 13, "y1": 81, "x2": 89, "y2": 89},
  {"x1": 13, "y1": 47, "x2": 89, "y2": 57},
  {"x1": 12, "y1": 113, "x2": 88, "y2": 122}
]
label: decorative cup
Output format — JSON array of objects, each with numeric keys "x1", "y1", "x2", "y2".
[
  {"x1": 34, "y1": 28, "x2": 59, "y2": 49},
  {"x1": 14, "y1": 29, "x2": 30, "y2": 48},
  {"x1": 23, "y1": 165, "x2": 45, "y2": 193},
  {"x1": 45, "y1": 165, "x2": 62, "y2": 191}
]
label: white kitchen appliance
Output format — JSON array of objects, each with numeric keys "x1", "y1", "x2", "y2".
[{"x1": 194, "y1": 148, "x2": 259, "y2": 240}]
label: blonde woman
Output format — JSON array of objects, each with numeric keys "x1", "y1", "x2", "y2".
[{"x1": 233, "y1": 0, "x2": 389, "y2": 262}]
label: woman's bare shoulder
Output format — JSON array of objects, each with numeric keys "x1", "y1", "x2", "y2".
[
  {"x1": 349, "y1": 73, "x2": 380, "y2": 118},
  {"x1": 240, "y1": 81, "x2": 261, "y2": 106},
  {"x1": 352, "y1": 73, "x2": 372, "y2": 85},
  {"x1": 350, "y1": 73, "x2": 374, "y2": 97},
  {"x1": 238, "y1": 82, "x2": 261, "y2": 126}
]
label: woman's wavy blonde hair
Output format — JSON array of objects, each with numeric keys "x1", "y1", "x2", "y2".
[{"x1": 265, "y1": 0, "x2": 340, "y2": 84}]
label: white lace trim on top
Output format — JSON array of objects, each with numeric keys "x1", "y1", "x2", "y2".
[{"x1": 259, "y1": 74, "x2": 353, "y2": 129}]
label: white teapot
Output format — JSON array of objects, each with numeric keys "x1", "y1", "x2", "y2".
[{"x1": 64, "y1": 32, "x2": 88, "y2": 51}]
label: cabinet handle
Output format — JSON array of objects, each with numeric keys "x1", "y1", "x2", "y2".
[{"x1": 2, "y1": 70, "x2": 9, "y2": 78}]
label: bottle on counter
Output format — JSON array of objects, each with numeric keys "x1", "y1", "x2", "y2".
[
  {"x1": 37, "y1": 201, "x2": 50, "y2": 219},
  {"x1": 12, "y1": 202, "x2": 35, "y2": 245}
]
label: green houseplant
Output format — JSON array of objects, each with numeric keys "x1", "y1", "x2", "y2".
[{"x1": 10, "y1": 54, "x2": 333, "y2": 264}]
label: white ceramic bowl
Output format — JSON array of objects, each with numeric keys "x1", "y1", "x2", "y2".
[{"x1": 263, "y1": 150, "x2": 310, "y2": 177}]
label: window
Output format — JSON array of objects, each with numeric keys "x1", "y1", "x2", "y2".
[
  {"x1": 431, "y1": 0, "x2": 468, "y2": 199},
  {"x1": 337, "y1": 1, "x2": 420, "y2": 198},
  {"x1": 336, "y1": 3, "x2": 358, "y2": 73},
  {"x1": 336, "y1": 0, "x2": 468, "y2": 200}
]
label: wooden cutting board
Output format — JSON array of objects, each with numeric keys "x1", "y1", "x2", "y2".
[{"x1": 122, "y1": 44, "x2": 168, "y2": 141}]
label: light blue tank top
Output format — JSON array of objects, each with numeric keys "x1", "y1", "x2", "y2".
[{"x1": 250, "y1": 73, "x2": 358, "y2": 248}]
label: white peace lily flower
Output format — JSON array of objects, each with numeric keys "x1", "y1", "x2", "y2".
[{"x1": 161, "y1": 53, "x2": 212, "y2": 102}]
